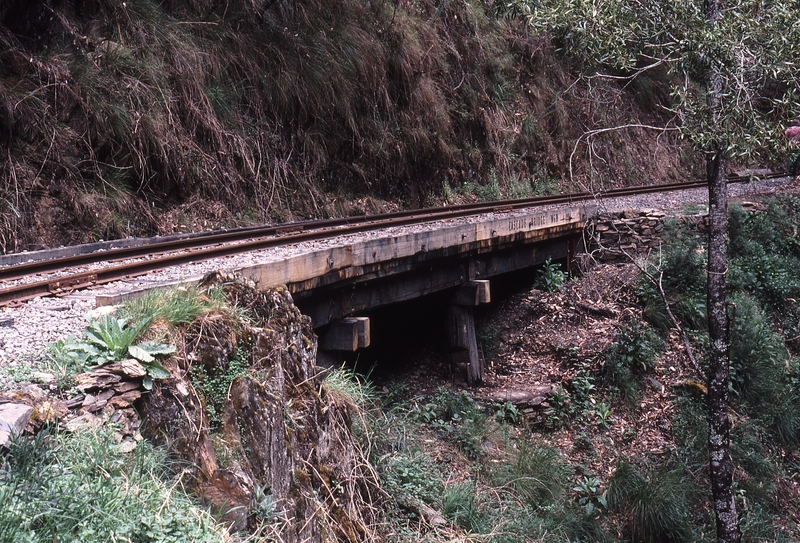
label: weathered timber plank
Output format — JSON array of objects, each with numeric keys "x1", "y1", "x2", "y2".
[
  {"x1": 319, "y1": 317, "x2": 370, "y2": 351},
  {"x1": 446, "y1": 305, "x2": 482, "y2": 385},
  {"x1": 238, "y1": 246, "x2": 353, "y2": 289},
  {"x1": 453, "y1": 280, "x2": 491, "y2": 306},
  {"x1": 351, "y1": 226, "x2": 479, "y2": 267},
  {"x1": 349, "y1": 206, "x2": 586, "y2": 268},
  {"x1": 297, "y1": 261, "x2": 471, "y2": 327}
]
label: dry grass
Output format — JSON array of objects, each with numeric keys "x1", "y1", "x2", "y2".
[{"x1": 0, "y1": 0, "x2": 687, "y2": 253}]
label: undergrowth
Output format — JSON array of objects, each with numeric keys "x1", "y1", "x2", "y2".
[
  {"x1": 631, "y1": 197, "x2": 800, "y2": 539},
  {"x1": 0, "y1": 426, "x2": 227, "y2": 543},
  {"x1": 360, "y1": 196, "x2": 800, "y2": 542}
]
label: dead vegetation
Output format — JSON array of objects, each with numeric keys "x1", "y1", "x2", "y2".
[{"x1": 1, "y1": 0, "x2": 686, "y2": 253}]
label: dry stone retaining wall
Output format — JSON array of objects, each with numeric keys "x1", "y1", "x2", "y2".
[{"x1": 587, "y1": 209, "x2": 710, "y2": 261}]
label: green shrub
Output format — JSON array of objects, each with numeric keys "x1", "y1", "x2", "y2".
[
  {"x1": 534, "y1": 257, "x2": 567, "y2": 292},
  {"x1": 415, "y1": 388, "x2": 487, "y2": 459},
  {"x1": 728, "y1": 198, "x2": 800, "y2": 330},
  {"x1": 380, "y1": 451, "x2": 443, "y2": 509},
  {"x1": 638, "y1": 224, "x2": 707, "y2": 331},
  {"x1": 729, "y1": 197, "x2": 800, "y2": 261},
  {"x1": 604, "y1": 320, "x2": 663, "y2": 402}
]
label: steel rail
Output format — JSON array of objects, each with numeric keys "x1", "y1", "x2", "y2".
[
  {"x1": 0, "y1": 174, "x2": 788, "y2": 306},
  {"x1": 2, "y1": 174, "x2": 774, "y2": 280}
]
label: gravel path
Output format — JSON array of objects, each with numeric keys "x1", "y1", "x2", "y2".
[{"x1": 1, "y1": 176, "x2": 795, "y2": 372}]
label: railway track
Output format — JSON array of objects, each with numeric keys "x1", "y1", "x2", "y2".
[{"x1": 0, "y1": 173, "x2": 788, "y2": 307}]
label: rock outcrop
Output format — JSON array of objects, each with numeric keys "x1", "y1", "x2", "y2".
[{"x1": 138, "y1": 272, "x2": 378, "y2": 542}]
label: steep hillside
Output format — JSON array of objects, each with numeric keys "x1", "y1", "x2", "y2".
[{"x1": 0, "y1": 0, "x2": 684, "y2": 252}]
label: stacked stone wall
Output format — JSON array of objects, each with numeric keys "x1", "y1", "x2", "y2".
[{"x1": 586, "y1": 209, "x2": 710, "y2": 262}]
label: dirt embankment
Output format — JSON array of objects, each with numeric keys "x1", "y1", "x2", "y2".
[{"x1": 1, "y1": 0, "x2": 684, "y2": 253}]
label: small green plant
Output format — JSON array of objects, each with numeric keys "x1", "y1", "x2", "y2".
[
  {"x1": 573, "y1": 432, "x2": 595, "y2": 452},
  {"x1": 68, "y1": 315, "x2": 153, "y2": 364},
  {"x1": 191, "y1": 347, "x2": 250, "y2": 430},
  {"x1": 380, "y1": 380, "x2": 408, "y2": 408},
  {"x1": 493, "y1": 401, "x2": 521, "y2": 424},
  {"x1": 61, "y1": 315, "x2": 174, "y2": 389},
  {"x1": 607, "y1": 321, "x2": 662, "y2": 375},
  {"x1": 571, "y1": 372, "x2": 596, "y2": 407},
  {"x1": 252, "y1": 484, "x2": 281, "y2": 524},
  {"x1": 534, "y1": 257, "x2": 566, "y2": 292},
  {"x1": 545, "y1": 385, "x2": 574, "y2": 429},
  {"x1": 573, "y1": 476, "x2": 607, "y2": 515},
  {"x1": 42, "y1": 340, "x2": 89, "y2": 389},
  {"x1": 591, "y1": 403, "x2": 614, "y2": 428}
]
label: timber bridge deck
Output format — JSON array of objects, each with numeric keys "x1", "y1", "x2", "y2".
[{"x1": 0, "y1": 174, "x2": 786, "y2": 383}]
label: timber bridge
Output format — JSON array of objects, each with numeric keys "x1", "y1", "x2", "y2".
[{"x1": 0, "y1": 176, "x2": 778, "y2": 385}]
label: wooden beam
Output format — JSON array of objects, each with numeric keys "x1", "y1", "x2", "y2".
[
  {"x1": 453, "y1": 280, "x2": 490, "y2": 306},
  {"x1": 295, "y1": 238, "x2": 572, "y2": 327},
  {"x1": 319, "y1": 317, "x2": 370, "y2": 351}
]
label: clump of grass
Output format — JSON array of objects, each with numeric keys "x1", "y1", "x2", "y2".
[
  {"x1": 607, "y1": 459, "x2": 698, "y2": 543},
  {"x1": 121, "y1": 283, "x2": 231, "y2": 328},
  {"x1": 322, "y1": 366, "x2": 376, "y2": 412},
  {"x1": 441, "y1": 481, "x2": 486, "y2": 533},
  {"x1": 491, "y1": 440, "x2": 569, "y2": 508},
  {"x1": 0, "y1": 426, "x2": 227, "y2": 543}
]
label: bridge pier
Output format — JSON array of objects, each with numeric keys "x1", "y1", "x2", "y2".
[{"x1": 446, "y1": 280, "x2": 490, "y2": 386}]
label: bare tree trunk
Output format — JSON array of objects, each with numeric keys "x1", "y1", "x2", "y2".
[{"x1": 705, "y1": 2, "x2": 741, "y2": 539}]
